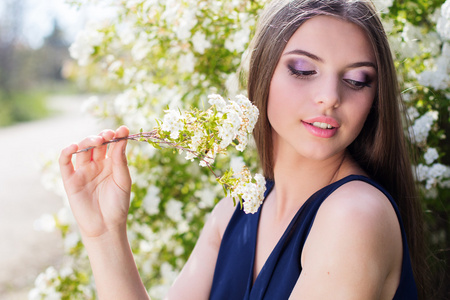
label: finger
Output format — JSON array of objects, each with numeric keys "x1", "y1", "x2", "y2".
[
  {"x1": 110, "y1": 126, "x2": 132, "y2": 190},
  {"x1": 59, "y1": 143, "x2": 77, "y2": 181},
  {"x1": 92, "y1": 129, "x2": 115, "y2": 161},
  {"x1": 108, "y1": 125, "x2": 130, "y2": 160},
  {"x1": 75, "y1": 135, "x2": 104, "y2": 168}
]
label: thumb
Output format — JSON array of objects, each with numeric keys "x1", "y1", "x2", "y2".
[
  {"x1": 111, "y1": 126, "x2": 132, "y2": 190},
  {"x1": 111, "y1": 125, "x2": 129, "y2": 162}
]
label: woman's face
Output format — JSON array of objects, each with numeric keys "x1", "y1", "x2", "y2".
[{"x1": 268, "y1": 15, "x2": 377, "y2": 162}]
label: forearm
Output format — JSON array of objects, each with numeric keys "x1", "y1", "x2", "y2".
[{"x1": 82, "y1": 228, "x2": 150, "y2": 300}]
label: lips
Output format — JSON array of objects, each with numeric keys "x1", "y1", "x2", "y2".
[
  {"x1": 302, "y1": 116, "x2": 340, "y2": 138},
  {"x1": 303, "y1": 116, "x2": 340, "y2": 129}
]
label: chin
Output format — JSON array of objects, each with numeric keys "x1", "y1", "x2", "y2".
[{"x1": 296, "y1": 146, "x2": 346, "y2": 162}]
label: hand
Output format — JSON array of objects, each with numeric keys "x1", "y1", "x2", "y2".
[{"x1": 59, "y1": 126, "x2": 132, "y2": 238}]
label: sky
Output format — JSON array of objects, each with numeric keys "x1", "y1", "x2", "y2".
[{"x1": 0, "y1": 0, "x2": 117, "y2": 48}]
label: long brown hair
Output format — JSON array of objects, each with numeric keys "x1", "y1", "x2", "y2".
[{"x1": 246, "y1": 0, "x2": 427, "y2": 297}]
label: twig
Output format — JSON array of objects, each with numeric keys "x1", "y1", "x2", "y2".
[{"x1": 72, "y1": 131, "x2": 158, "y2": 154}]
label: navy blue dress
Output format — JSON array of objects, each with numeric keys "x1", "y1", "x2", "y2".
[{"x1": 209, "y1": 175, "x2": 417, "y2": 299}]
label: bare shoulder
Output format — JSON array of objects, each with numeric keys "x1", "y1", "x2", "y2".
[
  {"x1": 323, "y1": 179, "x2": 397, "y2": 223},
  {"x1": 312, "y1": 179, "x2": 402, "y2": 250},
  {"x1": 208, "y1": 196, "x2": 237, "y2": 240},
  {"x1": 293, "y1": 179, "x2": 403, "y2": 299}
]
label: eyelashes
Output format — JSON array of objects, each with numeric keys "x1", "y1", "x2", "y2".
[
  {"x1": 343, "y1": 78, "x2": 372, "y2": 89},
  {"x1": 287, "y1": 64, "x2": 374, "y2": 90},
  {"x1": 287, "y1": 65, "x2": 316, "y2": 78}
]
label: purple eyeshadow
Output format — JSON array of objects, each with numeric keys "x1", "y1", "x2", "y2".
[{"x1": 291, "y1": 59, "x2": 314, "y2": 70}]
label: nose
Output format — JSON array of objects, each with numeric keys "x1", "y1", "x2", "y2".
[{"x1": 314, "y1": 76, "x2": 341, "y2": 110}]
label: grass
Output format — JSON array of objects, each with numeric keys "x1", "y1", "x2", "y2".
[
  {"x1": 0, "y1": 90, "x2": 50, "y2": 127},
  {"x1": 0, "y1": 81, "x2": 81, "y2": 127}
]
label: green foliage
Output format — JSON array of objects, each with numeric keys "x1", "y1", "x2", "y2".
[
  {"x1": 0, "y1": 90, "x2": 50, "y2": 127},
  {"x1": 0, "y1": 16, "x2": 71, "y2": 127},
  {"x1": 32, "y1": 0, "x2": 449, "y2": 299}
]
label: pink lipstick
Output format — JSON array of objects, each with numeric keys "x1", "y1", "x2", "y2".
[{"x1": 302, "y1": 116, "x2": 340, "y2": 138}]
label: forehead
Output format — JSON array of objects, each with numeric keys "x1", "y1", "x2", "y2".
[{"x1": 283, "y1": 15, "x2": 376, "y2": 65}]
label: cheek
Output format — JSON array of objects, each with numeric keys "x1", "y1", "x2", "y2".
[
  {"x1": 267, "y1": 90, "x2": 280, "y2": 127},
  {"x1": 348, "y1": 97, "x2": 374, "y2": 135},
  {"x1": 267, "y1": 76, "x2": 292, "y2": 126}
]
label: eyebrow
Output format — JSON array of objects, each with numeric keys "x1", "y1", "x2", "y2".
[
  {"x1": 283, "y1": 49, "x2": 323, "y2": 62},
  {"x1": 283, "y1": 49, "x2": 377, "y2": 70}
]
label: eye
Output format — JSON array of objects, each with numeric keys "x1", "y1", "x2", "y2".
[
  {"x1": 343, "y1": 78, "x2": 372, "y2": 90},
  {"x1": 287, "y1": 65, "x2": 317, "y2": 78}
]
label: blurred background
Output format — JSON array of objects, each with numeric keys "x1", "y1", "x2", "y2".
[
  {"x1": 0, "y1": 0, "x2": 449, "y2": 299},
  {"x1": 0, "y1": 0, "x2": 108, "y2": 298}
]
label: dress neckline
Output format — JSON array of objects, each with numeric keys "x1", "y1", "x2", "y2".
[{"x1": 248, "y1": 174, "x2": 367, "y2": 290}]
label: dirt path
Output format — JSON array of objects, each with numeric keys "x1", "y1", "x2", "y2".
[{"x1": 0, "y1": 95, "x2": 107, "y2": 299}]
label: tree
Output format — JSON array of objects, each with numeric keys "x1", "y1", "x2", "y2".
[{"x1": 31, "y1": 0, "x2": 449, "y2": 299}]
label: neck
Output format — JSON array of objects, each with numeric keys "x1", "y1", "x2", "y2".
[{"x1": 268, "y1": 150, "x2": 357, "y2": 221}]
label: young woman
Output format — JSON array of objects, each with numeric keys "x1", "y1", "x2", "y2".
[{"x1": 59, "y1": 0, "x2": 426, "y2": 299}]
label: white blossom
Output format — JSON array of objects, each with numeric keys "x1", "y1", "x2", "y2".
[
  {"x1": 118, "y1": 23, "x2": 136, "y2": 45},
  {"x1": 231, "y1": 169, "x2": 266, "y2": 214},
  {"x1": 178, "y1": 52, "x2": 196, "y2": 73},
  {"x1": 230, "y1": 155, "x2": 245, "y2": 174},
  {"x1": 409, "y1": 111, "x2": 438, "y2": 144},
  {"x1": 218, "y1": 122, "x2": 237, "y2": 149},
  {"x1": 199, "y1": 145, "x2": 218, "y2": 167},
  {"x1": 64, "y1": 232, "x2": 80, "y2": 251},
  {"x1": 114, "y1": 89, "x2": 139, "y2": 113},
  {"x1": 59, "y1": 267, "x2": 74, "y2": 278},
  {"x1": 429, "y1": 163, "x2": 449, "y2": 179},
  {"x1": 161, "y1": 109, "x2": 184, "y2": 139},
  {"x1": 373, "y1": 0, "x2": 394, "y2": 11},
  {"x1": 186, "y1": 129, "x2": 204, "y2": 161},
  {"x1": 225, "y1": 73, "x2": 239, "y2": 96},
  {"x1": 437, "y1": 0, "x2": 450, "y2": 40},
  {"x1": 129, "y1": 165, "x2": 150, "y2": 189},
  {"x1": 57, "y1": 207, "x2": 75, "y2": 226},
  {"x1": 69, "y1": 22, "x2": 105, "y2": 66},
  {"x1": 177, "y1": 220, "x2": 190, "y2": 233},
  {"x1": 108, "y1": 60, "x2": 122, "y2": 74},
  {"x1": 81, "y1": 95, "x2": 100, "y2": 115},
  {"x1": 175, "y1": 8, "x2": 197, "y2": 40},
  {"x1": 406, "y1": 106, "x2": 420, "y2": 121},
  {"x1": 143, "y1": 185, "x2": 161, "y2": 215},
  {"x1": 148, "y1": 262, "x2": 179, "y2": 299},
  {"x1": 162, "y1": 0, "x2": 180, "y2": 24},
  {"x1": 417, "y1": 54, "x2": 450, "y2": 90},
  {"x1": 225, "y1": 27, "x2": 251, "y2": 53},
  {"x1": 424, "y1": 148, "x2": 439, "y2": 165},
  {"x1": 165, "y1": 199, "x2": 184, "y2": 222},
  {"x1": 192, "y1": 31, "x2": 211, "y2": 54},
  {"x1": 415, "y1": 163, "x2": 450, "y2": 189},
  {"x1": 132, "y1": 32, "x2": 152, "y2": 61},
  {"x1": 195, "y1": 188, "x2": 217, "y2": 209},
  {"x1": 208, "y1": 94, "x2": 227, "y2": 111},
  {"x1": 122, "y1": 67, "x2": 137, "y2": 85},
  {"x1": 399, "y1": 22, "x2": 422, "y2": 58},
  {"x1": 29, "y1": 267, "x2": 62, "y2": 300}
]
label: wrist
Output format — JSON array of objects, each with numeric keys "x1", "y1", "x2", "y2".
[
  {"x1": 80, "y1": 226, "x2": 149, "y2": 299},
  {"x1": 81, "y1": 224, "x2": 129, "y2": 252}
]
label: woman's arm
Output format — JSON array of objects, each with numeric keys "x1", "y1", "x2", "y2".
[
  {"x1": 165, "y1": 197, "x2": 235, "y2": 300},
  {"x1": 289, "y1": 181, "x2": 403, "y2": 300},
  {"x1": 59, "y1": 126, "x2": 149, "y2": 299},
  {"x1": 59, "y1": 126, "x2": 235, "y2": 299}
]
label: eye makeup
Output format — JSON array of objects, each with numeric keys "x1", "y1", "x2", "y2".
[
  {"x1": 343, "y1": 70, "x2": 375, "y2": 89},
  {"x1": 286, "y1": 58, "x2": 317, "y2": 78}
]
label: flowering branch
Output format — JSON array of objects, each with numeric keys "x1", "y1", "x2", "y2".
[{"x1": 74, "y1": 94, "x2": 266, "y2": 214}]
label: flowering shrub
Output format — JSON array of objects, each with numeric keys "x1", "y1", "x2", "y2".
[
  {"x1": 31, "y1": 0, "x2": 449, "y2": 299},
  {"x1": 75, "y1": 93, "x2": 266, "y2": 214}
]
